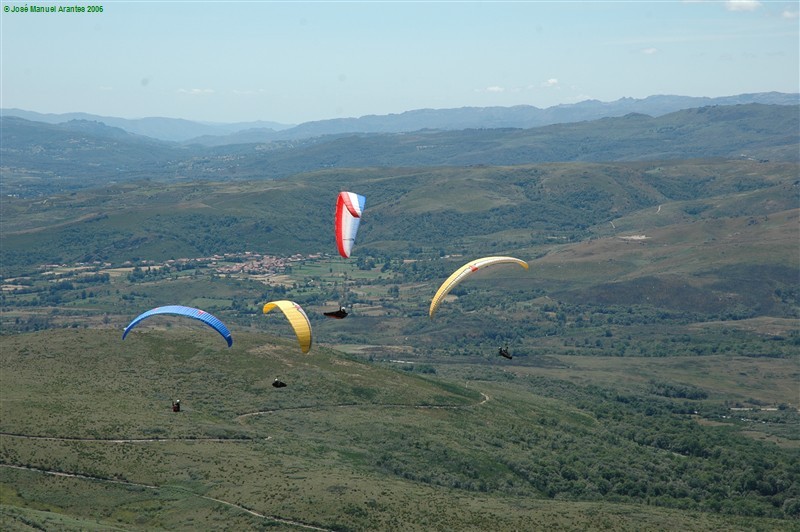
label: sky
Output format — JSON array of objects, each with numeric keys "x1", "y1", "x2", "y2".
[{"x1": 1, "y1": 1, "x2": 798, "y2": 125}]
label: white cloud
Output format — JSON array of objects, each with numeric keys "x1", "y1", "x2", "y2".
[
  {"x1": 641, "y1": 47, "x2": 659, "y2": 55},
  {"x1": 485, "y1": 86, "x2": 505, "y2": 93},
  {"x1": 725, "y1": 0, "x2": 762, "y2": 12},
  {"x1": 781, "y1": 10, "x2": 799, "y2": 19},
  {"x1": 541, "y1": 79, "x2": 559, "y2": 88},
  {"x1": 177, "y1": 88, "x2": 215, "y2": 95}
]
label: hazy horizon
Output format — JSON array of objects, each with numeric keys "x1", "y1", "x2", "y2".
[
  {"x1": 4, "y1": 90, "x2": 798, "y2": 129},
  {"x1": 2, "y1": 1, "x2": 798, "y2": 124}
]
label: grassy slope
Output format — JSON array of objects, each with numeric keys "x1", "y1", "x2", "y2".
[{"x1": 1, "y1": 329, "x2": 798, "y2": 530}]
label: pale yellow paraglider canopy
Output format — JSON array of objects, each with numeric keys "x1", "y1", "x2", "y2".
[
  {"x1": 262, "y1": 300, "x2": 313, "y2": 353},
  {"x1": 429, "y1": 256, "x2": 529, "y2": 319}
]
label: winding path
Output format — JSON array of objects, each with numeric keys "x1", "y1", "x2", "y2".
[
  {"x1": 1, "y1": 463, "x2": 329, "y2": 531},
  {"x1": 1, "y1": 391, "x2": 490, "y2": 529},
  {"x1": 236, "y1": 391, "x2": 491, "y2": 422}
]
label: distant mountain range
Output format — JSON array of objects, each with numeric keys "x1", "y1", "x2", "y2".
[
  {"x1": 2, "y1": 101, "x2": 798, "y2": 197},
  {"x1": 0, "y1": 110, "x2": 294, "y2": 143},
  {"x1": 3, "y1": 92, "x2": 796, "y2": 145}
]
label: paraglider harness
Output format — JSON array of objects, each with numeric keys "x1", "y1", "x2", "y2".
[
  {"x1": 172, "y1": 399, "x2": 181, "y2": 412},
  {"x1": 272, "y1": 378, "x2": 287, "y2": 388},
  {"x1": 498, "y1": 345, "x2": 512, "y2": 360},
  {"x1": 324, "y1": 306, "x2": 349, "y2": 319}
]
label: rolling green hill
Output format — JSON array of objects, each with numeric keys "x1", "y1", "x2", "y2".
[
  {"x1": 0, "y1": 117, "x2": 189, "y2": 196},
  {"x1": 3, "y1": 159, "x2": 796, "y2": 267},
  {"x1": 1, "y1": 329, "x2": 798, "y2": 530}
]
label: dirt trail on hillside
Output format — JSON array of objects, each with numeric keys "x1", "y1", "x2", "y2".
[
  {"x1": 235, "y1": 391, "x2": 491, "y2": 422},
  {"x1": 0, "y1": 391, "x2": 489, "y2": 529},
  {"x1": 0, "y1": 392, "x2": 489, "y2": 440},
  {"x1": 0, "y1": 463, "x2": 331, "y2": 531}
]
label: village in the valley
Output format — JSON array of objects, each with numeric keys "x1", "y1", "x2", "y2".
[{"x1": 2, "y1": 251, "x2": 322, "y2": 290}]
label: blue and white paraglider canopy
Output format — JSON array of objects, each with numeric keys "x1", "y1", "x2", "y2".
[{"x1": 122, "y1": 305, "x2": 233, "y2": 347}]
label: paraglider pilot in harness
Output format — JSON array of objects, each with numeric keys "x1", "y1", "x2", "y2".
[
  {"x1": 498, "y1": 344, "x2": 512, "y2": 360},
  {"x1": 324, "y1": 306, "x2": 348, "y2": 319},
  {"x1": 172, "y1": 399, "x2": 181, "y2": 412}
]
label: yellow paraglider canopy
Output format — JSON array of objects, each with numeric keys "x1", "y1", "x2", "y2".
[
  {"x1": 429, "y1": 256, "x2": 529, "y2": 319},
  {"x1": 262, "y1": 300, "x2": 313, "y2": 353}
]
